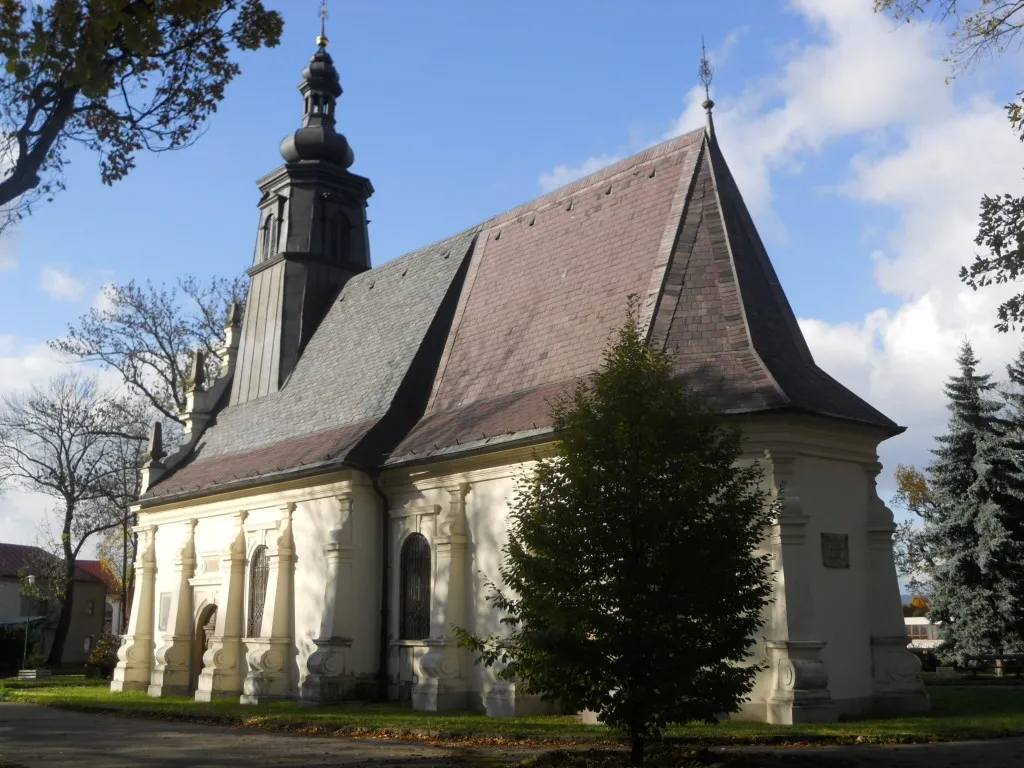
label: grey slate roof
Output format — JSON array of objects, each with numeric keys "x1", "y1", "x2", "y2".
[{"x1": 145, "y1": 227, "x2": 478, "y2": 499}]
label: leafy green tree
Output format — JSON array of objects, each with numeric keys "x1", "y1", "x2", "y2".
[
  {"x1": 457, "y1": 301, "x2": 776, "y2": 766},
  {"x1": 873, "y1": 1, "x2": 1024, "y2": 331},
  {"x1": 0, "y1": 0, "x2": 283, "y2": 232},
  {"x1": 926, "y1": 341, "x2": 1024, "y2": 659}
]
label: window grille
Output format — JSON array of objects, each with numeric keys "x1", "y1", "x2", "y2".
[
  {"x1": 400, "y1": 534, "x2": 431, "y2": 640},
  {"x1": 247, "y1": 545, "x2": 270, "y2": 638}
]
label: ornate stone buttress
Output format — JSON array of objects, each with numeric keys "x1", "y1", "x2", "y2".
[
  {"x1": 148, "y1": 519, "x2": 198, "y2": 696},
  {"x1": 764, "y1": 450, "x2": 835, "y2": 724},
  {"x1": 195, "y1": 511, "x2": 248, "y2": 701},
  {"x1": 414, "y1": 483, "x2": 471, "y2": 711},
  {"x1": 111, "y1": 524, "x2": 158, "y2": 692}
]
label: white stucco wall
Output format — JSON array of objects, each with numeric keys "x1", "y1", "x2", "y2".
[
  {"x1": 124, "y1": 413, "x2": 918, "y2": 720},
  {"x1": 797, "y1": 455, "x2": 873, "y2": 706}
]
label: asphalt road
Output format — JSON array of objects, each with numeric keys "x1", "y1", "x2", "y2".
[
  {"x1": 4, "y1": 702, "x2": 1024, "y2": 768},
  {"x1": 0, "y1": 703, "x2": 493, "y2": 767}
]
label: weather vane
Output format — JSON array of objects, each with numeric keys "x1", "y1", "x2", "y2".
[
  {"x1": 317, "y1": 0, "x2": 329, "y2": 48},
  {"x1": 699, "y1": 35, "x2": 714, "y2": 112}
]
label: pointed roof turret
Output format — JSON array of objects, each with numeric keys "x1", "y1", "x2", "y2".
[{"x1": 279, "y1": 1, "x2": 354, "y2": 167}]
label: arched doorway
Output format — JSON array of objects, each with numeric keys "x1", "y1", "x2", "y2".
[{"x1": 190, "y1": 604, "x2": 218, "y2": 693}]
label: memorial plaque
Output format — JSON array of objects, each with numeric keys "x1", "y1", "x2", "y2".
[{"x1": 821, "y1": 533, "x2": 849, "y2": 569}]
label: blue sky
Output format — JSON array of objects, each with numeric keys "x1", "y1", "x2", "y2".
[{"x1": 2, "y1": 0, "x2": 1023, "y2": 547}]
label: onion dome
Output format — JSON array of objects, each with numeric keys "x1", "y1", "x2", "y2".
[{"x1": 279, "y1": 36, "x2": 354, "y2": 168}]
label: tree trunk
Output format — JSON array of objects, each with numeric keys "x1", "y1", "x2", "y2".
[
  {"x1": 120, "y1": 517, "x2": 129, "y2": 633},
  {"x1": 46, "y1": 560, "x2": 76, "y2": 667},
  {"x1": 630, "y1": 731, "x2": 644, "y2": 765}
]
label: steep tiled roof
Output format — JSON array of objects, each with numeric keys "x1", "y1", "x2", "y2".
[
  {"x1": 143, "y1": 125, "x2": 900, "y2": 501},
  {"x1": 0, "y1": 543, "x2": 104, "y2": 583}
]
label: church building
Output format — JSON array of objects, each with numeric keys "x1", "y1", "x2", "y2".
[{"x1": 110, "y1": 31, "x2": 927, "y2": 724}]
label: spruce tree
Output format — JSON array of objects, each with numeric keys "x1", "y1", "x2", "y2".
[
  {"x1": 926, "y1": 341, "x2": 1024, "y2": 659},
  {"x1": 457, "y1": 301, "x2": 776, "y2": 766},
  {"x1": 995, "y1": 347, "x2": 1024, "y2": 643}
]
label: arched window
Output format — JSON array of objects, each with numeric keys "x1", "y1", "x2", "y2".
[
  {"x1": 247, "y1": 545, "x2": 270, "y2": 638},
  {"x1": 400, "y1": 534, "x2": 431, "y2": 640}
]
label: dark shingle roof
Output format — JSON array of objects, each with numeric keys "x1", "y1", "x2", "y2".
[
  {"x1": 144, "y1": 125, "x2": 900, "y2": 499},
  {"x1": 144, "y1": 228, "x2": 478, "y2": 499}
]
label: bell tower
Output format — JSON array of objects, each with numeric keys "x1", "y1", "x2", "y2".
[{"x1": 231, "y1": 17, "x2": 373, "y2": 405}]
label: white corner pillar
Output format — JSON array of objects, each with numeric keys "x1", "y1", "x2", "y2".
[
  {"x1": 414, "y1": 483, "x2": 471, "y2": 712},
  {"x1": 302, "y1": 494, "x2": 357, "y2": 704},
  {"x1": 111, "y1": 523, "x2": 158, "y2": 692},
  {"x1": 242, "y1": 504, "x2": 296, "y2": 704},
  {"x1": 763, "y1": 450, "x2": 835, "y2": 724},
  {"x1": 195, "y1": 510, "x2": 248, "y2": 701},
  {"x1": 864, "y1": 461, "x2": 929, "y2": 715},
  {"x1": 149, "y1": 519, "x2": 198, "y2": 697}
]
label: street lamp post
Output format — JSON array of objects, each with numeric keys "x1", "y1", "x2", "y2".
[{"x1": 21, "y1": 574, "x2": 35, "y2": 670}]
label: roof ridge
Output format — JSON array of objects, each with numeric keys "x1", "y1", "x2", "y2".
[{"x1": 489, "y1": 127, "x2": 706, "y2": 227}]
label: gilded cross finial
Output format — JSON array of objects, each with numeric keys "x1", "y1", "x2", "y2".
[
  {"x1": 317, "y1": 0, "x2": 329, "y2": 48},
  {"x1": 699, "y1": 35, "x2": 714, "y2": 113}
]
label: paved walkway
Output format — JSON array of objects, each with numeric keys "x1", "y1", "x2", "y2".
[
  {"x1": 5, "y1": 702, "x2": 1024, "y2": 767},
  {"x1": 0, "y1": 704, "x2": 499, "y2": 767}
]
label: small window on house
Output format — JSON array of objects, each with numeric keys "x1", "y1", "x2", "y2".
[
  {"x1": 103, "y1": 602, "x2": 113, "y2": 633},
  {"x1": 85, "y1": 599, "x2": 95, "y2": 616},
  {"x1": 83, "y1": 636, "x2": 92, "y2": 653},
  {"x1": 400, "y1": 534, "x2": 431, "y2": 640},
  {"x1": 247, "y1": 545, "x2": 270, "y2": 638}
]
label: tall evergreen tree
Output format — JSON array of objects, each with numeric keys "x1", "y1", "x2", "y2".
[
  {"x1": 994, "y1": 346, "x2": 1024, "y2": 642},
  {"x1": 926, "y1": 341, "x2": 1024, "y2": 659},
  {"x1": 457, "y1": 301, "x2": 776, "y2": 766}
]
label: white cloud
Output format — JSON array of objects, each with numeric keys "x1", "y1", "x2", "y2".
[
  {"x1": 538, "y1": 153, "x2": 621, "y2": 194},
  {"x1": 40, "y1": 265, "x2": 85, "y2": 301}
]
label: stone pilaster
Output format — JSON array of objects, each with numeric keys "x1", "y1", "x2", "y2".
[
  {"x1": 195, "y1": 511, "x2": 248, "y2": 701},
  {"x1": 149, "y1": 519, "x2": 198, "y2": 697},
  {"x1": 302, "y1": 494, "x2": 358, "y2": 704},
  {"x1": 414, "y1": 483, "x2": 471, "y2": 712},
  {"x1": 864, "y1": 462, "x2": 929, "y2": 715},
  {"x1": 111, "y1": 524, "x2": 158, "y2": 692},
  {"x1": 242, "y1": 504, "x2": 296, "y2": 703},
  {"x1": 763, "y1": 450, "x2": 835, "y2": 724}
]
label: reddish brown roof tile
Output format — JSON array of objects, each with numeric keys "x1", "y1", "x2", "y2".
[{"x1": 0, "y1": 543, "x2": 103, "y2": 583}]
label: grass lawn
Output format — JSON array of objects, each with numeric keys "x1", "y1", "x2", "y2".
[{"x1": 2, "y1": 675, "x2": 1024, "y2": 749}]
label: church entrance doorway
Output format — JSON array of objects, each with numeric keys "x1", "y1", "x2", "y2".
[{"x1": 191, "y1": 604, "x2": 218, "y2": 693}]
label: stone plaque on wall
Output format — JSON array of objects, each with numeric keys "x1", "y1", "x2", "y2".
[
  {"x1": 821, "y1": 533, "x2": 849, "y2": 569},
  {"x1": 158, "y1": 592, "x2": 172, "y2": 631}
]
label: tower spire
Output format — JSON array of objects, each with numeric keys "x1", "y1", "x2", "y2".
[
  {"x1": 278, "y1": 0, "x2": 353, "y2": 168},
  {"x1": 317, "y1": 0, "x2": 329, "y2": 49},
  {"x1": 698, "y1": 36, "x2": 715, "y2": 138}
]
